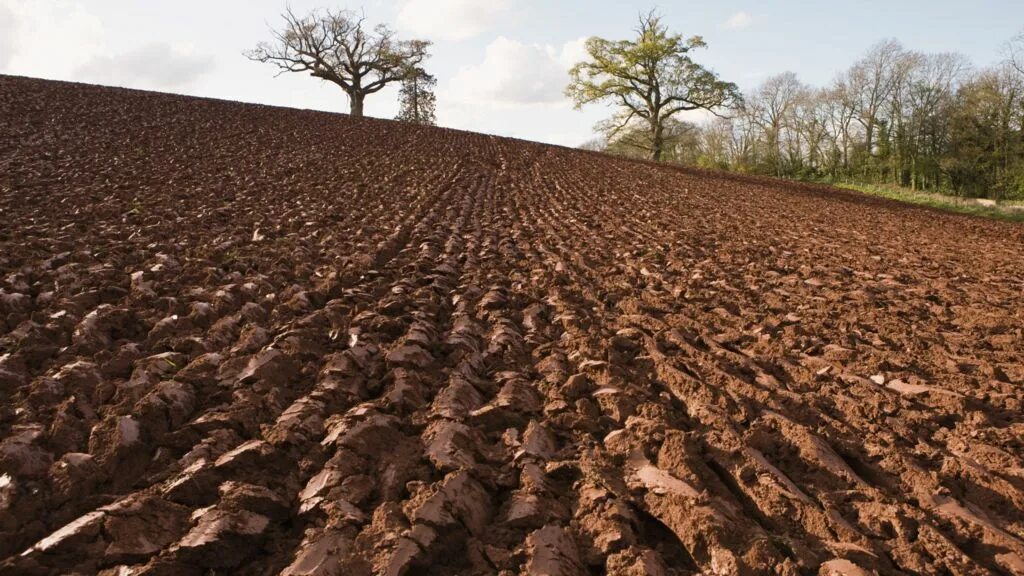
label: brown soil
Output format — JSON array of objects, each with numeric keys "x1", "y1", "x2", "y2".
[{"x1": 1, "y1": 75, "x2": 1023, "y2": 575}]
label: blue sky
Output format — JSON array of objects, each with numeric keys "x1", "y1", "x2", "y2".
[{"x1": 1, "y1": 0, "x2": 1021, "y2": 146}]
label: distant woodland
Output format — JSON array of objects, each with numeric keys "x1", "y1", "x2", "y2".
[{"x1": 584, "y1": 34, "x2": 1024, "y2": 201}]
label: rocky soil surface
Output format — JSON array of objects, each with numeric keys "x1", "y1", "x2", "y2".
[{"x1": 1, "y1": 75, "x2": 1023, "y2": 575}]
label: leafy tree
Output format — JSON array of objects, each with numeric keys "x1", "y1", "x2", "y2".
[
  {"x1": 566, "y1": 11, "x2": 739, "y2": 161},
  {"x1": 945, "y1": 65, "x2": 1024, "y2": 199},
  {"x1": 396, "y1": 67, "x2": 437, "y2": 125},
  {"x1": 246, "y1": 7, "x2": 430, "y2": 118}
]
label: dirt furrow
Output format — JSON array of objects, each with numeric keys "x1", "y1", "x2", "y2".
[{"x1": 2, "y1": 76, "x2": 1024, "y2": 575}]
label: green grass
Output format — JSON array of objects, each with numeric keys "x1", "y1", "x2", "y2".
[{"x1": 830, "y1": 181, "x2": 1024, "y2": 223}]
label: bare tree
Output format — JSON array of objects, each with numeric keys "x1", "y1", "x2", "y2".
[
  {"x1": 697, "y1": 117, "x2": 734, "y2": 168},
  {"x1": 846, "y1": 39, "x2": 908, "y2": 156},
  {"x1": 1007, "y1": 31, "x2": 1024, "y2": 77},
  {"x1": 904, "y1": 53, "x2": 969, "y2": 189},
  {"x1": 578, "y1": 137, "x2": 608, "y2": 152},
  {"x1": 794, "y1": 88, "x2": 834, "y2": 175},
  {"x1": 747, "y1": 72, "x2": 805, "y2": 176},
  {"x1": 245, "y1": 7, "x2": 430, "y2": 118},
  {"x1": 824, "y1": 77, "x2": 859, "y2": 173}
]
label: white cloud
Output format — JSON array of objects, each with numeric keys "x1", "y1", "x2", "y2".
[
  {"x1": 76, "y1": 43, "x2": 213, "y2": 91},
  {"x1": 0, "y1": 3, "x2": 15, "y2": 69},
  {"x1": 558, "y1": 37, "x2": 590, "y2": 70},
  {"x1": 543, "y1": 131, "x2": 591, "y2": 148},
  {"x1": 0, "y1": 0, "x2": 211, "y2": 92},
  {"x1": 0, "y1": 0, "x2": 105, "y2": 78},
  {"x1": 723, "y1": 11, "x2": 753, "y2": 30},
  {"x1": 447, "y1": 36, "x2": 588, "y2": 107},
  {"x1": 397, "y1": 0, "x2": 517, "y2": 41}
]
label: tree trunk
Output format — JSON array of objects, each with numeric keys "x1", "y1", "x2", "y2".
[
  {"x1": 769, "y1": 126, "x2": 781, "y2": 177},
  {"x1": 412, "y1": 79, "x2": 419, "y2": 122},
  {"x1": 865, "y1": 120, "x2": 875, "y2": 158},
  {"x1": 651, "y1": 120, "x2": 664, "y2": 162},
  {"x1": 349, "y1": 92, "x2": 365, "y2": 118}
]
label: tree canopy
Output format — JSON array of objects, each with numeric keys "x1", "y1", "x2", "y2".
[
  {"x1": 567, "y1": 11, "x2": 740, "y2": 161},
  {"x1": 245, "y1": 7, "x2": 430, "y2": 118}
]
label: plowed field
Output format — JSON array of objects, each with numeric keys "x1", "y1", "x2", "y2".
[{"x1": 1, "y1": 75, "x2": 1023, "y2": 575}]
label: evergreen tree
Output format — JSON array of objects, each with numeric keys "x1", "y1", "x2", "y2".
[{"x1": 396, "y1": 67, "x2": 437, "y2": 125}]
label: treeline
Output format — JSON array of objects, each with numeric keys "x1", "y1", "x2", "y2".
[{"x1": 588, "y1": 37, "x2": 1024, "y2": 201}]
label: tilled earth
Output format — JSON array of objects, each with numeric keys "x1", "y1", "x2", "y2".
[{"x1": 1, "y1": 75, "x2": 1023, "y2": 575}]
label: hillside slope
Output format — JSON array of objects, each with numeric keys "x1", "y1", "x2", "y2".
[{"x1": 1, "y1": 75, "x2": 1023, "y2": 575}]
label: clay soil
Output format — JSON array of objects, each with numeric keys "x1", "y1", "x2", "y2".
[{"x1": 1, "y1": 75, "x2": 1023, "y2": 575}]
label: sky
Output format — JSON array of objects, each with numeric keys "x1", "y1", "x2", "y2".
[{"x1": 1, "y1": 0, "x2": 1021, "y2": 147}]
